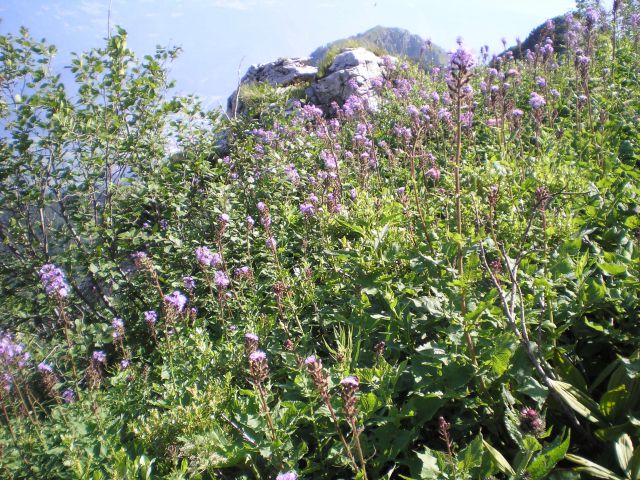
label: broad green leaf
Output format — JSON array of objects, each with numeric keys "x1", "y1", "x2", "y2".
[
  {"x1": 626, "y1": 444, "x2": 640, "y2": 480},
  {"x1": 416, "y1": 448, "x2": 440, "y2": 479},
  {"x1": 600, "y1": 385, "x2": 628, "y2": 420},
  {"x1": 566, "y1": 454, "x2": 625, "y2": 480},
  {"x1": 526, "y1": 431, "x2": 570, "y2": 480},
  {"x1": 615, "y1": 434, "x2": 633, "y2": 472},
  {"x1": 458, "y1": 435, "x2": 483, "y2": 472},
  {"x1": 549, "y1": 379, "x2": 602, "y2": 424},
  {"x1": 598, "y1": 263, "x2": 627, "y2": 276},
  {"x1": 483, "y1": 439, "x2": 515, "y2": 475}
]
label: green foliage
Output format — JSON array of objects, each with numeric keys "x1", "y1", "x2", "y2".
[{"x1": 1, "y1": 6, "x2": 640, "y2": 479}]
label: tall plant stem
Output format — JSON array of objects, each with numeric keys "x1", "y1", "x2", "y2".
[
  {"x1": 454, "y1": 94, "x2": 477, "y2": 366},
  {"x1": 349, "y1": 418, "x2": 369, "y2": 480},
  {"x1": 256, "y1": 383, "x2": 277, "y2": 442},
  {"x1": 322, "y1": 395, "x2": 359, "y2": 472}
]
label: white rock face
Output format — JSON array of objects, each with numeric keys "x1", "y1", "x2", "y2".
[
  {"x1": 227, "y1": 57, "x2": 317, "y2": 116},
  {"x1": 307, "y1": 48, "x2": 388, "y2": 112},
  {"x1": 227, "y1": 48, "x2": 392, "y2": 117}
]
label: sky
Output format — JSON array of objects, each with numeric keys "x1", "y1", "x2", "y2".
[{"x1": 0, "y1": 0, "x2": 613, "y2": 109}]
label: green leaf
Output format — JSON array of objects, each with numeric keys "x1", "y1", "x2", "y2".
[
  {"x1": 359, "y1": 392, "x2": 382, "y2": 416},
  {"x1": 615, "y1": 434, "x2": 633, "y2": 472},
  {"x1": 600, "y1": 385, "x2": 628, "y2": 420},
  {"x1": 526, "y1": 431, "x2": 570, "y2": 480},
  {"x1": 458, "y1": 435, "x2": 483, "y2": 472},
  {"x1": 626, "y1": 444, "x2": 640, "y2": 480},
  {"x1": 566, "y1": 454, "x2": 625, "y2": 479},
  {"x1": 483, "y1": 440, "x2": 516, "y2": 475},
  {"x1": 598, "y1": 263, "x2": 627, "y2": 276},
  {"x1": 415, "y1": 448, "x2": 441, "y2": 479},
  {"x1": 549, "y1": 379, "x2": 602, "y2": 424}
]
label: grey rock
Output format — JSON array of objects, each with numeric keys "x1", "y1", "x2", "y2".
[
  {"x1": 227, "y1": 57, "x2": 317, "y2": 117},
  {"x1": 227, "y1": 48, "x2": 393, "y2": 117},
  {"x1": 307, "y1": 47, "x2": 389, "y2": 112}
]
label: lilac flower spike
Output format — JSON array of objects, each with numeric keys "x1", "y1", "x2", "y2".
[
  {"x1": 249, "y1": 350, "x2": 267, "y2": 363},
  {"x1": 300, "y1": 203, "x2": 316, "y2": 217},
  {"x1": 39, "y1": 264, "x2": 69, "y2": 299},
  {"x1": 183, "y1": 276, "x2": 196, "y2": 290},
  {"x1": 448, "y1": 46, "x2": 475, "y2": 73},
  {"x1": 276, "y1": 472, "x2": 298, "y2": 480},
  {"x1": 245, "y1": 333, "x2": 259, "y2": 343},
  {"x1": 214, "y1": 271, "x2": 230, "y2": 289},
  {"x1": 585, "y1": 7, "x2": 599, "y2": 27},
  {"x1": 144, "y1": 310, "x2": 157, "y2": 324},
  {"x1": 341, "y1": 376, "x2": 360, "y2": 388},
  {"x1": 112, "y1": 318, "x2": 125, "y2": 340},
  {"x1": 37, "y1": 362, "x2": 53, "y2": 373},
  {"x1": 164, "y1": 291, "x2": 187, "y2": 313},
  {"x1": 195, "y1": 246, "x2": 214, "y2": 267},
  {"x1": 92, "y1": 350, "x2": 107, "y2": 364},
  {"x1": 62, "y1": 389, "x2": 75, "y2": 403},
  {"x1": 529, "y1": 92, "x2": 546, "y2": 109}
]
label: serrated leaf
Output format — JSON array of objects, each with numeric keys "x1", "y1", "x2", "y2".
[
  {"x1": 526, "y1": 431, "x2": 570, "y2": 480},
  {"x1": 416, "y1": 448, "x2": 440, "y2": 479}
]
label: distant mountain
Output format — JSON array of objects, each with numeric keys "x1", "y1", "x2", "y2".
[
  {"x1": 502, "y1": 14, "x2": 571, "y2": 60},
  {"x1": 309, "y1": 26, "x2": 448, "y2": 68}
]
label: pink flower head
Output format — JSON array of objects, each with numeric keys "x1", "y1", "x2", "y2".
[{"x1": 341, "y1": 376, "x2": 359, "y2": 388}]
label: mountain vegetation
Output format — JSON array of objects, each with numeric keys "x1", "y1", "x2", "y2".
[
  {"x1": 0, "y1": 2, "x2": 640, "y2": 478},
  {"x1": 310, "y1": 26, "x2": 448, "y2": 71}
]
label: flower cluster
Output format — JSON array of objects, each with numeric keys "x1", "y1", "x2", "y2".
[
  {"x1": 39, "y1": 264, "x2": 69, "y2": 299},
  {"x1": 164, "y1": 290, "x2": 187, "y2": 313}
]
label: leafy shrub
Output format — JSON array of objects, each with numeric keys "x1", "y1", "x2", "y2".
[{"x1": 1, "y1": 5, "x2": 640, "y2": 479}]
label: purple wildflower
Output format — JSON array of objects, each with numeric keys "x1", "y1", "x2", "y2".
[
  {"x1": 214, "y1": 271, "x2": 230, "y2": 289},
  {"x1": 183, "y1": 276, "x2": 196, "y2": 290},
  {"x1": 448, "y1": 46, "x2": 475, "y2": 72},
  {"x1": 92, "y1": 350, "x2": 107, "y2": 364},
  {"x1": 249, "y1": 350, "x2": 266, "y2": 363},
  {"x1": 39, "y1": 264, "x2": 69, "y2": 299},
  {"x1": 276, "y1": 472, "x2": 298, "y2": 480},
  {"x1": 320, "y1": 150, "x2": 337, "y2": 170},
  {"x1": 144, "y1": 310, "x2": 157, "y2": 325},
  {"x1": 585, "y1": 7, "x2": 600, "y2": 28},
  {"x1": 37, "y1": 362, "x2": 53, "y2": 373},
  {"x1": 529, "y1": 92, "x2": 546, "y2": 109},
  {"x1": 61, "y1": 389, "x2": 75, "y2": 403},
  {"x1": 112, "y1": 318, "x2": 125, "y2": 340},
  {"x1": 164, "y1": 291, "x2": 187, "y2": 313},
  {"x1": 300, "y1": 203, "x2": 316, "y2": 217},
  {"x1": 341, "y1": 376, "x2": 359, "y2": 387},
  {"x1": 195, "y1": 246, "x2": 214, "y2": 267}
]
